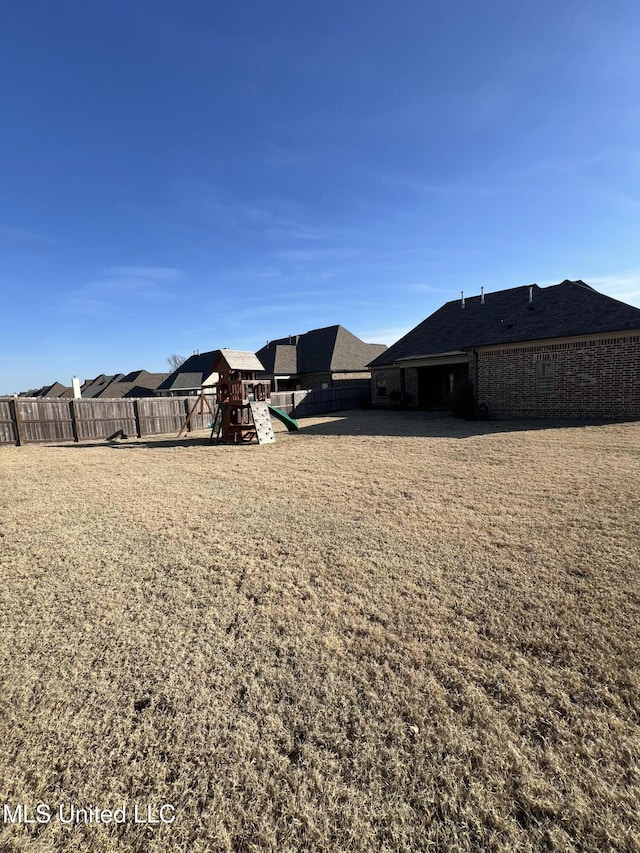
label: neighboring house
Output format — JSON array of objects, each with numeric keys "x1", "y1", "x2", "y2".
[
  {"x1": 19, "y1": 381, "x2": 71, "y2": 398},
  {"x1": 256, "y1": 325, "x2": 387, "y2": 391},
  {"x1": 19, "y1": 382, "x2": 73, "y2": 398},
  {"x1": 80, "y1": 374, "x2": 126, "y2": 398},
  {"x1": 94, "y1": 370, "x2": 169, "y2": 398},
  {"x1": 368, "y1": 280, "x2": 640, "y2": 419},
  {"x1": 17, "y1": 370, "x2": 167, "y2": 399},
  {"x1": 155, "y1": 351, "x2": 219, "y2": 396}
]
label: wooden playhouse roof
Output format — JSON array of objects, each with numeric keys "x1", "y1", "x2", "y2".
[{"x1": 214, "y1": 349, "x2": 266, "y2": 373}]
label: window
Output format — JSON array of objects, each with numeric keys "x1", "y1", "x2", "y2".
[
  {"x1": 536, "y1": 358, "x2": 555, "y2": 392},
  {"x1": 377, "y1": 385, "x2": 387, "y2": 397}
]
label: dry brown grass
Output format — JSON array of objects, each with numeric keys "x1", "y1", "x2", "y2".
[{"x1": 1, "y1": 410, "x2": 639, "y2": 852}]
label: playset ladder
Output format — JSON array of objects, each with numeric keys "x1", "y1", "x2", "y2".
[{"x1": 209, "y1": 404, "x2": 224, "y2": 443}]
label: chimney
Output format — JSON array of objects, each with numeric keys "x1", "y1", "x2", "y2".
[
  {"x1": 528, "y1": 286, "x2": 534, "y2": 304},
  {"x1": 71, "y1": 376, "x2": 81, "y2": 399},
  {"x1": 480, "y1": 287, "x2": 485, "y2": 305},
  {"x1": 461, "y1": 290, "x2": 465, "y2": 309}
]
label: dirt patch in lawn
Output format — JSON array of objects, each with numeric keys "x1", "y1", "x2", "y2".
[{"x1": 1, "y1": 410, "x2": 639, "y2": 852}]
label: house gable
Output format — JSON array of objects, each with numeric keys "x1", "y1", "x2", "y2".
[{"x1": 257, "y1": 325, "x2": 387, "y2": 378}]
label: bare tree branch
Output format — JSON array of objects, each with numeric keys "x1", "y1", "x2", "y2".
[{"x1": 167, "y1": 353, "x2": 187, "y2": 371}]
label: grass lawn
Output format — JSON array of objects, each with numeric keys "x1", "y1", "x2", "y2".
[{"x1": 1, "y1": 410, "x2": 639, "y2": 852}]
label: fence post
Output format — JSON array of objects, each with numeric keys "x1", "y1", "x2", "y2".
[
  {"x1": 183, "y1": 398, "x2": 192, "y2": 432},
  {"x1": 69, "y1": 399, "x2": 79, "y2": 442},
  {"x1": 12, "y1": 395, "x2": 25, "y2": 447},
  {"x1": 133, "y1": 399, "x2": 143, "y2": 437}
]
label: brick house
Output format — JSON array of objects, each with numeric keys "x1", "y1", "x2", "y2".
[
  {"x1": 256, "y1": 325, "x2": 387, "y2": 392},
  {"x1": 368, "y1": 280, "x2": 640, "y2": 419}
]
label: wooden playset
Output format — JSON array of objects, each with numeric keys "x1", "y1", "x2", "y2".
[{"x1": 178, "y1": 349, "x2": 299, "y2": 445}]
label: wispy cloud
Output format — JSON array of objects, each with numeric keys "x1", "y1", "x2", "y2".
[
  {"x1": 104, "y1": 266, "x2": 180, "y2": 281},
  {"x1": 376, "y1": 146, "x2": 638, "y2": 201},
  {"x1": 355, "y1": 325, "x2": 413, "y2": 346},
  {"x1": 67, "y1": 266, "x2": 181, "y2": 315},
  {"x1": 172, "y1": 178, "x2": 366, "y2": 248},
  {"x1": 0, "y1": 225, "x2": 59, "y2": 246},
  {"x1": 374, "y1": 173, "x2": 500, "y2": 197},
  {"x1": 537, "y1": 272, "x2": 640, "y2": 308},
  {"x1": 585, "y1": 273, "x2": 640, "y2": 308},
  {"x1": 276, "y1": 288, "x2": 334, "y2": 299},
  {"x1": 507, "y1": 148, "x2": 621, "y2": 184},
  {"x1": 403, "y1": 282, "x2": 440, "y2": 294},
  {"x1": 232, "y1": 300, "x2": 329, "y2": 320}
]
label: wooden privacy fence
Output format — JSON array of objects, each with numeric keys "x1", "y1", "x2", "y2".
[
  {"x1": 0, "y1": 386, "x2": 370, "y2": 446},
  {"x1": 269, "y1": 386, "x2": 370, "y2": 418},
  {"x1": 0, "y1": 396, "x2": 213, "y2": 446}
]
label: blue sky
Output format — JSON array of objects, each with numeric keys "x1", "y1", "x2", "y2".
[{"x1": 2, "y1": 1, "x2": 640, "y2": 394}]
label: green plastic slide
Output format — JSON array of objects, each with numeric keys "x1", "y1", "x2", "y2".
[{"x1": 267, "y1": 404, "x2": 300, "y2": 431}]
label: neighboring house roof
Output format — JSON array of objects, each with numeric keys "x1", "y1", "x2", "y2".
[
  {"x1": 18, "y1": 371, "x2": 167, "y2": 399},
  {"x1": 329, "y1": 326, "x2": 387, "y2": 372},
  {"x1": 256, "y1": 325, "x2": 387, "y2": 375},
  {"x1": 214, "y1": 349, "x2": 266, "y2": 373},
  {"x1": 96, "y1": 371, "x2": 169, "y2": 398},
  {"x1": 35, "y1": 381, "x2": 71, "y2": 398},
  {"x1": 260, "y1": 343, "x2": 298, "y2": 375},
  {"x1": 369, "y1": 280, "x2": 640, "y2": 368},
  {"x1": 156, "y1": 352, "x2": 219, "y2": 393},
  {"x1": 81, "y1": 374, "x2": 125, "y2": 398},
  {"x1": 86, "y1": 374, "x2": 110, "y2": 386}
]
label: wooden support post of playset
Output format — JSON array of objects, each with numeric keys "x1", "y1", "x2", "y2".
[{"x1": 177, "y1": 391, "x2": 216, "y2": 438}]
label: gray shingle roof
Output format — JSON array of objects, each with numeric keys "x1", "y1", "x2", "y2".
[
  {"x1": 156, "y1": 352, "x2": 219, "y2": 392},
  {"x1": 331, "y1": 326, "x2": 387, "y2": 371},
  {"x1": 36, "y1": 381, "x2": 71, "y2": 398},
  {"x1": 81, "y1": 374, "x2": 125, "y2": 398},
  {"x1": 97, "y1": 371, "x2": 169, "y2": 398},
  {"x1": 368, "y1": 280, "x2": 640, "y2": 367},
  {"x1": 256, "y1": 325, "x2": 386, "y2": 375},
  {"x1": 256, "y1": 341, "x2": 297, "y2": 374}
]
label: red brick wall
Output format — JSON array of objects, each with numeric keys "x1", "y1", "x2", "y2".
[{"x1": 477, "y1": 334, "x2": 640, "y2": 418}]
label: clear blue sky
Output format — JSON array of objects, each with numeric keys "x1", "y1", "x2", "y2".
[{"x1": 2, "y1": 0, "x2": 640, "y2": 394}]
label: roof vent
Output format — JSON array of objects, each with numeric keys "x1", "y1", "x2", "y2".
[
  {"x1": 461, "y1": 290, "x2": 465, "y2": 309},
  {"x1": 480, "y1": 286, "x2": 485, "y2": 305},
  {"x1": 528, "y1": 286, "x2": 534, "y2": 304}
]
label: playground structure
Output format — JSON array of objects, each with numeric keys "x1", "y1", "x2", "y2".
[
  {"x1": 177, "y1": 349, "x2": 299, "y2": 444},
  {"x1": 212, "y1": 349, "x2": 299, "y2": 444},
  {"x1": 212, "y1": 349, "x2": 271, "y2": 443}
]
